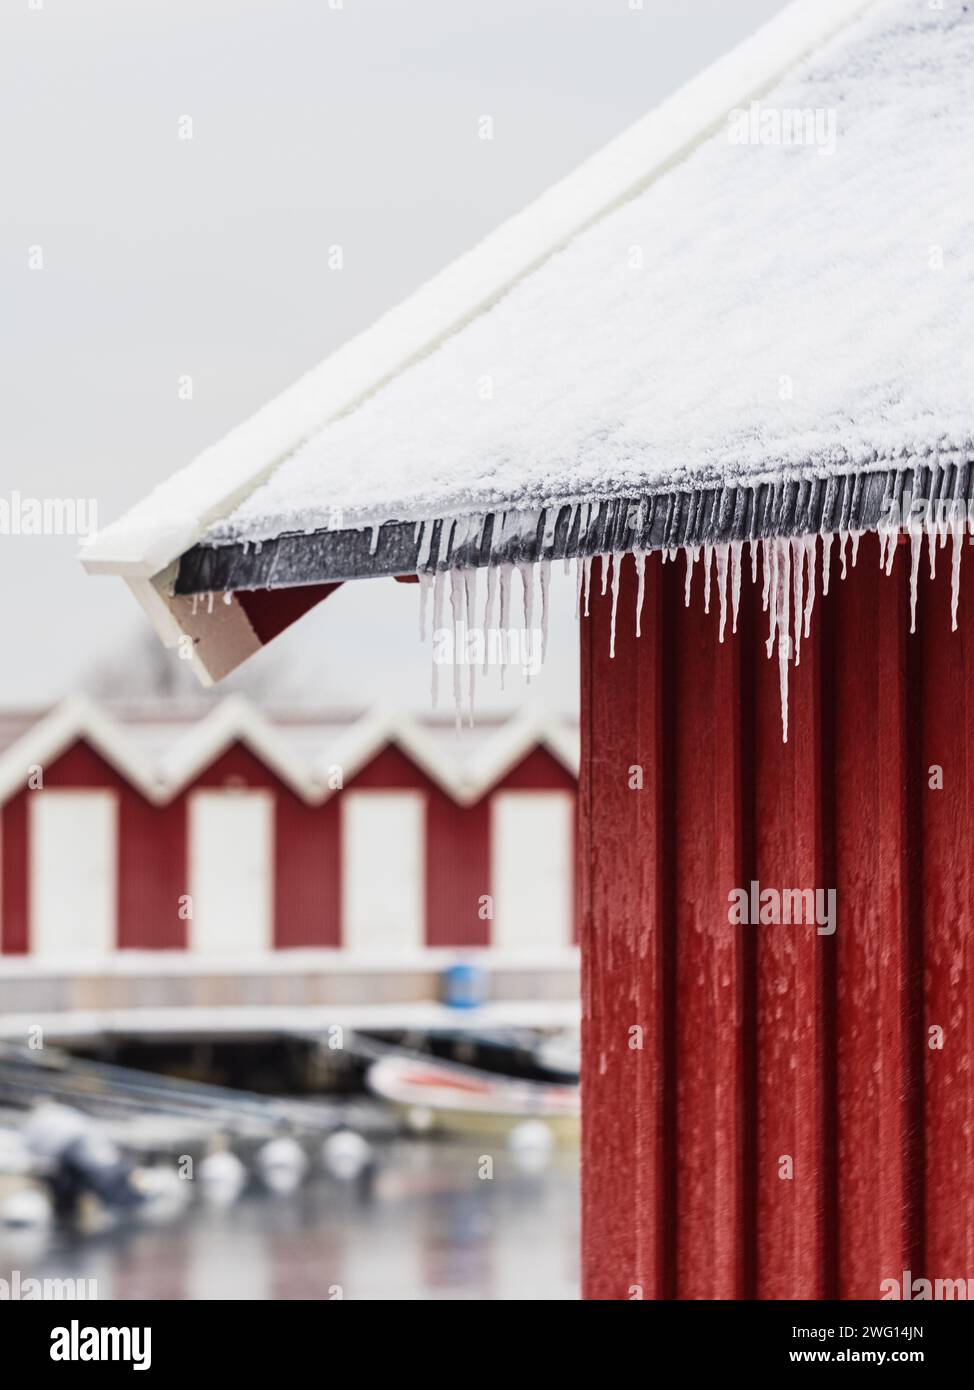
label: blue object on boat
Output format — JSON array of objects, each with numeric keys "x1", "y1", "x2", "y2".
[{"x1": 441, "y1": 961, "x2": 487, "y2": 1009}]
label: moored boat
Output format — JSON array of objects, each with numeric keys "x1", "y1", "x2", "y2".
[{"x1": 366, "y1": 1052, "x2": 579, "y2": 1141}]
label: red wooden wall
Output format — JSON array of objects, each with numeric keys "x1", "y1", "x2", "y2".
[{"x1": 580, "y1": 535, "x2": 974, "y2": 1299}]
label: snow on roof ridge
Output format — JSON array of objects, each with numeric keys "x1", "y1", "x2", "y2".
[
  {"x1": 0, "y1": 696, "x2": 578, "y2": 808},
  {"x1": 80, "y1": 0, "x2": 872, "y2": 584}
]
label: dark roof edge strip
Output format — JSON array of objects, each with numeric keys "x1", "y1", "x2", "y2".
[{"x1": 174, "y1": 459, "x2": 972, "y2": 596}]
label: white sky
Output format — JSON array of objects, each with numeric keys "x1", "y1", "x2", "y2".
[{"x1": 0, "y1": 0, "x2": 787, "y2": 714}]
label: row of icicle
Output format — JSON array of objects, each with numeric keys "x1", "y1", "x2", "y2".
[{"x1": 416, "y1": 506, "x2": 970, "y2": 743}]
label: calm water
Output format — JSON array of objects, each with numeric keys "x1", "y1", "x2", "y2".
[{"x1": 0, "y1": 1139, "x2": 580, "y2": 1301}]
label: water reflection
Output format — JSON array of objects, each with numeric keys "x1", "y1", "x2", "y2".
[{"x1": 0, "y1": 1139, "x2": 579, "y2": 1301}]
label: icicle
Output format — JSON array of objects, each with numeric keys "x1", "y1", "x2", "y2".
[
  {"x1": 822, "y1": 534, "x2": 833, "y2": 596},
  {"x1": 730, "y1": 541, "x2": 743, "y2": 635},
  {"x1": 416, "y1": 521, "x2": 433, "y2": 572},
  {"x1": 483, "y1": 564, "x2": 498, "y2": 674},
  {"x1": 761, "y1": 539, "x2": 772, "y2": 613},
  {"x1": 498, "y1": 562, "x2": 513, "y2": 688},
  {"x1": 608, "y1": 554, "x2": 621, "y2": 658},
  {"x1": 791, "y1": 537, "x2": 804, "y2": 667},
  {"x1": 574, "y1": 556, "x2": 584, "y2": 620},
  {"x1": 684, "y1": 545, "x2": 698, "y2": 607},
  {"x1": 851, "y1": 531, "x2": 861, "y2": 568},
  {"x1": 884, "y1": 525, "x2": 897, "y2": 577},
  {"x1": 519, "y1": 562, "x2": 534, "y2": 635},
  {"x1": 716, "y1": 543, "x2": 729, "y2": 643},
  {"x1": 766, "y1": 541, "x2": 779, "y2": 658},
  {"x1": 519, "y1": 562, "x2": 535, "y2": 685},
  {"x1": 191, "y1": 594, "x2": 199, "y2": 616},
  {"x1": 750, "y1": 539, "x2": 758, "y2": 587},
  {"x1": 928, "y1": 521, "x2": 938, "y2": 581},
  {"x1": 703, "y1": 543, "x2": 713, "y2": 615},
  {"x1": 222, "y1": 591, "x2": 232, "y2": 605},
  {"x1": 430, "y1": 570, "x2": 446, "y2": 708},
  {"x1": 802, "y1": 535, "x2": 817, "y2": 641},
  {"x1": 909, "y1": 513, "x2": 923, "y2": 634},
  {"x1": 464, "y1": 568, "x2": 477, "y2": 725},
  {"x1": 207, "y1": 592, "x2": 214, "y2": 614},
  {"x1": 600, "y1": 553, "x2": 610, "y2": 597},
  {"x1": 583, "y1": 556, "x2": 593, "y2": 617},
  {"x1": 449, "y1": 570, "x2": 464, "y2": 727},
  {"x1": 951, "y1": 504, "x2": 963, "y2": 632},
  {"x1": 369, "y1": 524, "x2": 381, "y2": 556},
  {"x1": 418, "y1": 570, "x2": 432, "y2": 639},
  {"x1": 539, "y1": 559, "x2": 551, "y2": 665},
  {"x1": 776, "y1": 539, "x2": 792, "y2": 744},
  {"x1": 634, "y1": 552, "x2": 646, "y2": 638},
  {"x1": 839, "y1": 530, "x2": 849, "y2": 580}
]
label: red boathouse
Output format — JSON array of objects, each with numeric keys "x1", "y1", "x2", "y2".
[
  {"x1": 83, "y1": 0, "x2": 974, "y2": 1298},
  {"x1": 0, "y1": 698, "x2": 579, "y2": 1041}
]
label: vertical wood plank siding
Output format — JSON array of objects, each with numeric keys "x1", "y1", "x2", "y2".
[{"x1": 581, "y1": 535, "x2": 971, "y2": 1299}]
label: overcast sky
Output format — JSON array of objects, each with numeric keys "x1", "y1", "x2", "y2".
[{"x1": 0, "y1": 0, "x2": 787, "y2": 713}]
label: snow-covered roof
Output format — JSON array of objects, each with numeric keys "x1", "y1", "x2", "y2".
[
  {"x1": 81, "y1": 0, "x2": 972, "y2": 679},
  {"x1": 0, "y1": 695, "x2": 577, "y2": 808},
  {"x1": 213, "y1": 0, "x2": 973, "y2": 543}
]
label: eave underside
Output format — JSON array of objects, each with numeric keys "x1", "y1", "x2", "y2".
[{"x1": 174, "y1": 460, "x2": 973, "y2": 596}]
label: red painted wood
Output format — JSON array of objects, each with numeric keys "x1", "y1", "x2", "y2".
[
  {"x1": 0, "y1": 796, "x2": 29, "y2": 954},
  {"x1": 237, "y1": 583, "x2": 340, "y2": 645},
  {"x1": 581, "y1": 536, "x2": 974, "y2": 1299},
  {"x1": 581, "y1": 555, "x2": 670, "y2": 1299},
  {"x1": 919, "y1": 536, "x2": 974, "y2": 1279},
  {"x1": 273, "y1": 793, "x2": 342, "y2": 949},
  {"x1": 672, "y1": 559, "x2": 746, "y2": 1298},
  {"x1": 426, "y1": 795, "x2": 490, "y2": 948}
]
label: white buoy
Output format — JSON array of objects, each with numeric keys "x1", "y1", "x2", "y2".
[
  {"x1": 0, "y1": 1184, "x2": 53, "y2": 1229},
  {"x1": 0, "y1": 1127, "x2": 33, "y2": 1177},
  {"x1": 322, "y1": 1129, "x2": 372, "y2": 1181},
  {"x1": 507, "y1": 1120, "x2": 554, "y2": 1173},
  {"x1": 132, "y1": 1165, "x2": 190, "y2": 1223},
  {"x1": 404, "y1": 1105, "x2": 435, "y2": 1135},
  {"x1": 256, "y1": 1137, "x2": 308, "y2": 1195},
  {"x1": 199, "y1": 1149, "x2": 247, "y2": 1207}
]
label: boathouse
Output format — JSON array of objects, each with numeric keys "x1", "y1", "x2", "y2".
[
  {"x1": 0, "y1": 698, "x2": 578, "y2": 1040},
  {"x1": 83, "y1": 0, "x2": 974, "y2": 1298}
]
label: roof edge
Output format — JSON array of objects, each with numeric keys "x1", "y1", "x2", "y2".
[
  {"x1": 174, "y1": 458, "x2": 973, "y2": 593},
  {"x1": 80, "y1": 0, "x2": 876, "y2": 582},
  {"x1": 0, "y1": 698, "x2": 578, "y2": 809}
]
